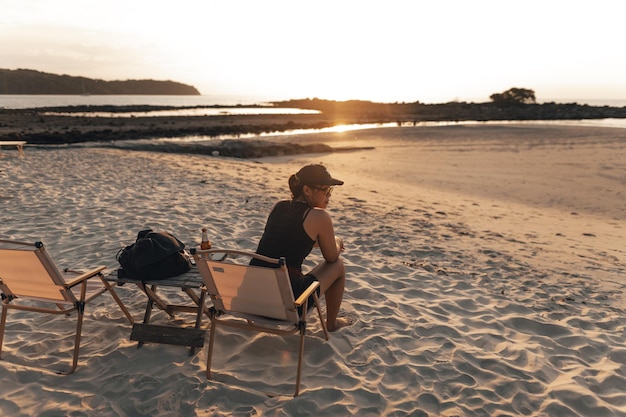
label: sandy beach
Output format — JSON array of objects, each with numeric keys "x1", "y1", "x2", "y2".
[{"x1": 1, "y1": 123, "x2": 625, "y2": 416}]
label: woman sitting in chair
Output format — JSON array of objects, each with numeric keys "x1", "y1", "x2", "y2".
[{"x1": 251, "y1": 164, "x2": 351, "y2": 332}]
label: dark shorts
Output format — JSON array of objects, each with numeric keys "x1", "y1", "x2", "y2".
[{"x1": 289, "y1": 268, "x2": 321, "y2": 312}]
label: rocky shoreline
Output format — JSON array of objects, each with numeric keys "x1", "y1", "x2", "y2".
[
  {"x1": 0, "y1": 110, "x2": 337, "y2": 144},
  {"x1": 0, "y1": 107, "x2": 382, "y2": 157},
  {"x1": 2, "y1": 101, "x2": 625, "y2": 158}
]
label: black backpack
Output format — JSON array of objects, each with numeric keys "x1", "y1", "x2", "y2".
[{"x1": 116, "y1": 229, "x2": 191, "y2": 280}]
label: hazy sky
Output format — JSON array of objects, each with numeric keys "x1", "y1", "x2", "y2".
[{"x1": 1, "y1": 0, "x2": 625, "y2": 103}]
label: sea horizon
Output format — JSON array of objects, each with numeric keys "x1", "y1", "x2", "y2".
[{"x1": 2, "y1": 94, "x2": 626, "y2": 110}]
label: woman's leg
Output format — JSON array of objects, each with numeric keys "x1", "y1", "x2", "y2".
[{"x1": 309, "y1": 258, "x2": 349, "y2": 331}]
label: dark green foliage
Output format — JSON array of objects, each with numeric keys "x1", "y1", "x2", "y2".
[
  {"x1": 489, "y1": 87, "x2": 536, "y2": 105},
  {"x1": 0, "y1": 68, "x2": 200, "y2": 95}
]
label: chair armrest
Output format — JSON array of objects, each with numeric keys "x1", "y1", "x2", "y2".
[
  {"x1": 294, "y1": 281, "x2": 320, "y2": 307},
  {"x1": 64, "y1": 266, "x2": 107, "y2": 288}
]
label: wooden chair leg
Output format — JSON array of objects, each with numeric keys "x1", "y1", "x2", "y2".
[
  {"x1": 0, "y1": 305, "x2": 7, "y2": 359},
  {"x1": 206, "y1": 317, "x2": 217, "y2": 380},
  {"x1": 61, "y1": 282, "x2": 88, "y2": 375},
  {"x1": 295, "y1": 328, "x2": 306, "y2": 397},
  {"x1": 60, "y1": 306, "x2": 85, "y2": 375},
  {"x1": 100, "y1": 277, "x2": 134, "y2": 324}
]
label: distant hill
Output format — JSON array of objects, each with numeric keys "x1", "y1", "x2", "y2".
[{"x1": 0, "y1": 69, "x2": 200, "y2": 95}]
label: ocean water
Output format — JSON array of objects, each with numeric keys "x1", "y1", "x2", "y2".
[
  {"x1": 0, "y1": 94, "x2": 277, "y2": 109},
  {"x1": 2, "y1": 95, "x2": 626, "y2": 110},
  {"x1": 42, "y1": 107, "x2": 320, "y2": 118}
]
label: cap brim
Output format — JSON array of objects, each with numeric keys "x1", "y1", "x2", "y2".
[{"x1": 329, "y1": 178, "x2": 344, "y2": 186}]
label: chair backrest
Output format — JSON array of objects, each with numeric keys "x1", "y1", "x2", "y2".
[
  {"x1": 0, "y1": 240, "x2": 72, "y2": 303},
  {"x1": 195, "y1": 250, "x2": 299, "y2": 324}
]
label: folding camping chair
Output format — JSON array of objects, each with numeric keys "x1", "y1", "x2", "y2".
[
  {"x1": 0, "y1": 239, "x2": 133, "y2": 374},
  {"x1": 193, "y1": 249, "x2": 329, "y2": 396}
]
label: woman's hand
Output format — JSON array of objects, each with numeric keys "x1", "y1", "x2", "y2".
[{"x1": 336, "y1": 236, "x2": 345, "y2": 253}]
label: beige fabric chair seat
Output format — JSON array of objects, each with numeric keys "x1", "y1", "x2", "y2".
[
  {"x1": 0, "y1": 239, "x2": 133, "y2": 374},
  {"x1": 193, "y1": 249, "x2": 329, "y2": 396}
]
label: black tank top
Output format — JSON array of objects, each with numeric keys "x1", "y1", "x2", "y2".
[{"x1": 251, "y1": 200, "x2": 315, "y2": 272}]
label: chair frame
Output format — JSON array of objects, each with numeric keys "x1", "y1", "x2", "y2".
[
  {"x1": 193, "y1": 249, "x2": 329, "y2": 396},
  {"x1": 0, "y1": 239, "x2": 133, "y2": 374}
]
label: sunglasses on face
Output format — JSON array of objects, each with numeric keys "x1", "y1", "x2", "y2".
[{"x1": 311, "y1": 186, "x2": 334, "y2": 197}]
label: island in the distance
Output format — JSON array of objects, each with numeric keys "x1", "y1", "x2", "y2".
[{"x1": 0, "y1": 68, "x2": 200, "y2": 95}]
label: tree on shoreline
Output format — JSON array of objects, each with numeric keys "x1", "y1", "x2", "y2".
[{"x1": 490, "y1": 88, "x2": 536, "y2": 105}]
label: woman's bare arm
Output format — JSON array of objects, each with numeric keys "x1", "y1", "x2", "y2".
[{"x1": 304, "y1": 208, "x2": 341, "y2": 262}]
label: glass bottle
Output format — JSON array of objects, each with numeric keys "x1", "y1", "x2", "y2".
[{"x1": 201, "y1": 228, "x2": 211, "y2": 250}]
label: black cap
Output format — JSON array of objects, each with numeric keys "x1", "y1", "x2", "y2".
[{"x1": 295, "y1": 164, "x2": 344, "y2": 186}]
